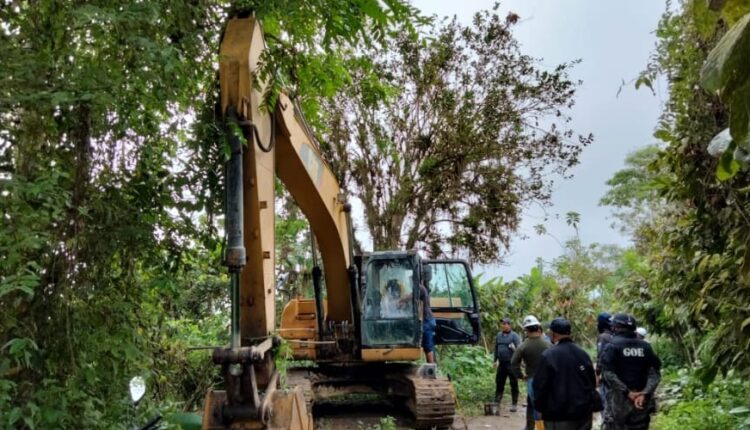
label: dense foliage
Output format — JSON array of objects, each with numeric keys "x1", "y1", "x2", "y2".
[
  {"x1": 322, "y1": 8, "x2": 591, "y2": 262},
  {"x1": 603, "y1": 0, "x2": 750, "y2": 381},
  {"x1": 477, "y1": 221, "x2": 623, "y2": 350},
  {"x1": 438, "y1": 346, "x2": 496, "y2": 415},
  {"x1": 653, "y1": 369, "x2": 750, "y2": 429},
  {"x1": 591, "y1": 0, "x2": 750, "y2": 426},
  {"x1": 0, "y1": 1, "x2": 420, "y2": 428},
  {"x1": 11, "y1": 0, "x2": 750, "y2": 427}
]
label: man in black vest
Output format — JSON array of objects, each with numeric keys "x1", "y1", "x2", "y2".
[
  {"x1": 494, "y1": 317, "x2": 521, "y2": 411},
  {"x1": 600, "y1": 314, "x2": 661, "y2": 430},
  {"x1": 533, "y1": 318, "x2": 598, "y2": 430}
]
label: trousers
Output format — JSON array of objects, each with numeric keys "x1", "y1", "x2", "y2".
[
  {"x1": 525, "y1": 378, "x2": 543, "y2": 430},
  {"x1": 603, "y1": 386, "x2": 653, "y2": 430},
  {"x1": 544, "y1": 418, "x2": 593, "y2": 430},
  {"x1": 603, "y1": 414, "x2": 651, "y2": 430},
  {"x1": 495, "y1": 361, "x2": 519, "y2": 404}
]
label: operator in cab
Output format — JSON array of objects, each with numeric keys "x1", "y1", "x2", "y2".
[{"x1": 420, "y1": 265, "x2": 436, "y2": 363}]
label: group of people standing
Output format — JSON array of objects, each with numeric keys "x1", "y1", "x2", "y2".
[{"x1": 493, "y1": 313, "x2": 661, "y2": 430}]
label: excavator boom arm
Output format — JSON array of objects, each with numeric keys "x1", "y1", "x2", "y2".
[{"x1": 219, "y1": 17, "x2": 352, "y2": 344}]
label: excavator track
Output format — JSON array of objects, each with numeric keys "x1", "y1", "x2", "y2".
[
  {"x1": 285, "y1": 364, "x2": 455, "y2": 429},
  {"x1": 405, "y1": 374, "x2": 456, "y2": 430},
  {"x1": 284, "y1": 367, "x2": 315, "y2": 413}
]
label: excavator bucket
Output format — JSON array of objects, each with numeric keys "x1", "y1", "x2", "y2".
[
  {"x1": 267, "y1": 387, "x2": 313, "y2": 430},
  {"x1": 201, "y1": 386, "x2": 312, "y2": 430}
]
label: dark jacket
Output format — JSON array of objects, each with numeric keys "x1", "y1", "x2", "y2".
[
  {"x1": 600, "y1": 332, "x2": 661, "y2": 421},
  {"x1": 494, "y1": 331, "x2": 521, "y2": 363},
  {"x1": 595, "y1": 330, "x2": 613, "y2": 375},
  {"x1": 600, "y1": 331, "x2": 661, "y2": 393},
  {"x1": 533, "y1": 338, "x2": 597, "y2": 421}
]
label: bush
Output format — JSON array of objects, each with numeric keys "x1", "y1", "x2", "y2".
[
  {"x1": 649, "y1": 336, "x2": 686, "y2": 369},
  {"x1": 653, "y1": 369, "x2": 750, "y2": 430},
  {"x1": 438, "y1": 346, "x2": 497, "y2": 415}
]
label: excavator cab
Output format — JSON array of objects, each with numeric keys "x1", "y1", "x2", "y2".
[
  {"x1": 360, "y1": 253, "x2": 480, "y2": 359},
  {"x1": 361, "y1": 252, "x2": 422, "y2": 351}
]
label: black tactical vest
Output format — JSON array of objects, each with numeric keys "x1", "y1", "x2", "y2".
[{"x1": 602, "y1": 333, "x2": 660, "y2": 391}]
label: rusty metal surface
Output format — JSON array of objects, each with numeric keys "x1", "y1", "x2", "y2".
[
  {"x1": 361, "y1": 347, "x2": 422, "y2": 362},
  {"x1": 267, "y1": 387, "x2": 313, "y2": 430},
  {"x1": 201, "y1": 385, "x2": 312, "y2": 430},
  {"x1": 213, "y1": 339, "x2": 275, "y2": 365},
  {"x1": 285, "y1": 364, "x2": 456, "y2": 429},
  {"x1": 202, "y1": 390, "x2": 227, "y2": 430},
  {"x1": 405, "y1": 374, "x2": 456, "y2": 430},
  {"x1": 284, "y1": 369, "x2": 315, "y2": 414}
]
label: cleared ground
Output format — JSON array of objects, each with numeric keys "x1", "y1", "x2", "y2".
[{"x1": 313, "y1": 397, "x2": 526, "y2": 430}]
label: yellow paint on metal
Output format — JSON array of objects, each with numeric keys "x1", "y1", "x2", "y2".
[
  {"x1": 212, "y1": 16, "x2": 442, "y2": 429},
  {"x1": 431, "y1": 297, "x2": 465, "y2": 320},
  {"x1": 220, "y1": 17, "x2": 353, "y2": 339},
  {"x1": 204, "y1": 387, "x2": 312, "y2": 430},
  {"x1": 267, "y1": 387, "x2": 313, "y2": 430},
  {"x1": 220, "y1": 17, "x2": 276, "y2": 344},
  {"x1": 275, "y1": 93, "x2": 352, "y2": 322},
  {"x1": 279, "y1": 299, "x2": 330, "y2": 359},
  {"x1": 361, "y1": 348, "x2": 423, "y2": 362},
  {"x1": 431, "y1": 297, "x2": 463, "y2": 307}
]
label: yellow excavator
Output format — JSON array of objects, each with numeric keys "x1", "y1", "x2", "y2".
[{"x1": 201, "y1": 16, "x2": 481, "y2": 430}]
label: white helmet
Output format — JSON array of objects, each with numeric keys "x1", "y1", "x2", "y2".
[
  {"x1": 522, "y1": 315, "x2": 541, "y2": 328},
  {"x1": 636, "y1": 327, "x2": 648, "y2": 338}
]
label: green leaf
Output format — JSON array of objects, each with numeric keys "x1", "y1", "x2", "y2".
[
  {"x1": 653, "y1": 129, "x2": 671, "y2": 142},
  {"x1": 722, "y1": 0, "x2": 750, "y2": 24},
  {"x1": 23, "y1": 415, "x2": 35, "y2": 430},
  {"x1": 729, "y1": 80, "x2": 750, "y2": 145},
  {"x1": 717, "y1": 141, "x2": 741, "y2": 180},
  {"x1": 8, "y1": 408, "x2": 22, "y2": 426},
  {"x1": 730, "y1": 406, "x2": 750, "y2": 415},
  {"x1": 700, "y1": 12, "x2": 750, "y2": 93},
  {"x1": 635, "y1": 75, "x2": 653, "y2": 92},
  {"x1": 697, "y1": 363, "x2": 719, "y2": 385}
]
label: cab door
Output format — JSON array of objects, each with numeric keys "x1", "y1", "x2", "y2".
[{"x1": 423, "y1": 259, "x2": 481, "y2": 344}]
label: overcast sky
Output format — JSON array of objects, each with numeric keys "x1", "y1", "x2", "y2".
[{"x1": 404, "y1": 0, "x2": 667, "y2": 280}]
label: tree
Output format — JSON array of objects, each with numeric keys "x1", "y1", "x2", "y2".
[
  {"x1": 322, "y1": 8, "x2": 592, "y2": 263},
  {"x1": 478, "y1": 220, "x2": 625, "y2": 350},
  {"x1": 0, "y1": 1, "x2": 422, "y2": 427},
  {"x1": 599, "y1": 145, "x2": 665, "y2": 235}
]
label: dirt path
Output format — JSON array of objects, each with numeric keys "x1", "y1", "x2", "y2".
[
  {"x1": 315, "y1": 412, "x2": 525, "y2": 430},
  {"x1": 457, "y1": 410, "x2": 526, "y2": 430},
  {"x1": 312, "y1": 393, "x2": 606, "y2": 430},
  {"x1": 459, "y1": 397, "x2": 526, "y2": 430},
  {"x1": 314, "y1": 397, "x2": 526, "y2": 430}
]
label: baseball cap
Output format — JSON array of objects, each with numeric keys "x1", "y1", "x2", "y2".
[
  {"x1": 548, "y1": 317, "x2": 571, "y2": 335},
  {"x1": 501, "y1": 317, "x2": 512, "y2": 324}
]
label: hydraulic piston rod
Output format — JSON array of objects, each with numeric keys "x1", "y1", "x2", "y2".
[{"x1": 225, "y1": 107, "x2": 246, "y2": 350}]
